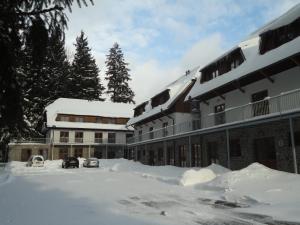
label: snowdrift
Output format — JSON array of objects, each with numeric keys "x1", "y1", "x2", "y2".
[{"x1": 179, "y1": 164, "x2": 230, "y2": 186}]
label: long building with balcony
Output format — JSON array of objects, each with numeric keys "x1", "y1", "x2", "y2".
[
  {"x1": 127, "y1": 4, "x2": 300, "y2": 173},
  {"x1": 9, "y1": 98, "x2": 134, "y2": 161}
]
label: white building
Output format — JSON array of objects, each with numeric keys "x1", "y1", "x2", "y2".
[
  {"x1": 127, "y1": 4, "x2": 300, "y2": 173},
  {"x1": 9, "y1": 98, "x2": 134, "y2": 161}
]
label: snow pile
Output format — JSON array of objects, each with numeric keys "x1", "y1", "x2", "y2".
[
  {"x1": 202, "y1": 163, "x2": 300, "y2": 222},
  {"x1": 179, "y1": 164, "x2": 230, "y2": 186},
  {"x1": 99, "y1": 158, "x2": 191, "y2": 184}
]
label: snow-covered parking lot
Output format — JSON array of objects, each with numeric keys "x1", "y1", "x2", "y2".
[{"x1": 1, "y1": 159, "x2": 300, "y2": 225}]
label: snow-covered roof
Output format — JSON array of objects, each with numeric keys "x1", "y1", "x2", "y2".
[
  {"x1": 45, "y1": 98, "x2": 134, "y2": 131},
  {"x1": 127, "y1": 67, "x2": 200, "y2": 126},
  {"x1": 186, "y1": 4, "x2": 300, "y2": 100}
]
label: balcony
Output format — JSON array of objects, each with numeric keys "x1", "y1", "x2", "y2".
[
  {"x1": 74, "y1": 138, "x2": 83, "y2": 143},
  {"x1": 128, "y1": 88, "x2": 300, "y2": 144}
]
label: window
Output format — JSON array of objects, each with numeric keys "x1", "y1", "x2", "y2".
[
  {"x1": 60, "y1": 131, "x2": 69, "y2": 143},
  {"x1": 251, "y1": 90, "x2": 269, "y2": 117},
  {"x1": 151, "y1": 90, "x2": 170, "y2": 108},
  {"x1": 214, "y1": 104, "x2": 225, "y2": 125},
  {"x1": 96, "y1": 117, "x2": 102, "y2": 123},
  {"x1": 138, "y1": 130, "x2": 142, "y2": 142},
  {"x1": 59, "y1": 148, "x2": 68, "y2": 159},
  {"x1": 74, "y1": 148, "x2": 83, "y2": 158},
  {"x1": 126, "y1": 133, "x2": 133, "y2": 143},
  {"x1": 108, "y1": 133, "x2": 116, "y2": 143},
  {"x1": 134, "y1": 102, "x2": 148, "y2": 117},
  {"x1": 230, "y1": 139, "x2": 242, "y2": 157},
  {"x1": 260, "y1": 17, "x2": 300, "y2": 54},
  {"x1": 75, "y1": 132, "x2": 83, "y2": 143},
  {"x1": 95, "y1": 132, "x2": 103, "y2": 143},
  {"x1": 149, "y1": 127, "x2": 154, "y2": 139},
  {"x1": 107, "y1": 118, "x2": 116, "y2": 124},
  {"x1": 200, "y1": 48, "x2": 245, "y2": 83},
  {"x1": 60, "y1": 116, "x2": 69, "y2": 122},
  {"x1": 75, "y1": 117, "x2": 84, "y2": 122},
  {"x1": 163, "y1": 122, "x2": 168, "y2": 137}
]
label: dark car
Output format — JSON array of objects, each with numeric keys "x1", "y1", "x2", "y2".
[{"x1": 62, "y1": 157, "x2": 79, "y2": 168}]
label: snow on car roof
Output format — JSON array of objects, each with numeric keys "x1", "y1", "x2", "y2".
[
  {"x1": 45, "y1": 98, "x2": 135, "y2": 130},
  {"x1": 127, "y1": 67, "x2": 200, "y2": 126},
  {"x1": 186, "y1": 4, "x2": 300, "y2": 101}
]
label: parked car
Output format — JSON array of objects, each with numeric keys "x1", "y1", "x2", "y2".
[
  {"x1": 26, "y1": 155, "x2": 44, "y2": 167},
  {"x1": 62, "y1": 157, "x2": 79, "y2": 168},
  {"x1": 83, "y1": 158, "x2": 99, "y2": 168}
]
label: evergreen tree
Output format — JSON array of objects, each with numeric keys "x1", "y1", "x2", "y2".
[
  {"x1": 105, "y1": 43, "x2": 135, "y2": 104},
  {"x1": 47, "y1": 27, "x2": 72, "y2": 99},
  {"x1": 21, "y1": 18, "x2": 51, "y2": 136},
  {"x1": 0, "y1": 0, "x2": 92, "y2": 161},
  {"x1": 71, "y1": 31, "x2": 105, "y2": 100}
]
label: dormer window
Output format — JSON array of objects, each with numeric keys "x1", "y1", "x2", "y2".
[
  {"x1": 200, "y1": 48, "x2": 245, "y2": 84},
  {"x1": 134, "y1": 101, "x2": 148, "y2": 117},
  {"x1": 259, "y1": 17, "x2": 300, "y2": 54},
  {"x1": 151, "y1": 89, "x2": 170, "y2": 108}
]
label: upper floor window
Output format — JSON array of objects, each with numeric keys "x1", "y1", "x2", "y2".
[
  {"x1": 60, "y1": 131, "x2": 69, "y2": 143},
  {"x1": 108, "y1": 133, "x2": 116, "y2": 143},
  {"x1": 95, "y1": 132, "x2": 103, "y2": 143},
  {"x1": 75, "y1": 117, "x2": 84, "y2": 122},
  {"x1": 214, "y1": 104, "x2": 225, "y2": 125},
  {"x1": 75, "y1": 131, "x2": 83, "y2": 143},
  {"x1": 200, "y1": 48, "x2": 245, "y2": 83},
  {"x1": 251, "y1": 90, "x2": 269, "y2": 117},
  {"x1": 138, "y1": 130, "x2": 142, "y2": 141},
  {"x1": 259, "y1": 17, "x2": 300, "y2": 54},
  {"x1": 229, "y1": 139, "x2": 242, "y2": 157},
  {"x1": 149, "y1": 127, "x2": 154, "y2": 139},
  {"x1": 163, "y1": 122, "x2": 168, "y2": 137},
  {"x1": 60, "y1": 116, "x2": 69, "y2": 122}
]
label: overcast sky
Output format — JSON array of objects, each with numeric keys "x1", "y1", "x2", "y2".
[{"x1": 65, "y1": 0, "x2": 300, "y2": 104}]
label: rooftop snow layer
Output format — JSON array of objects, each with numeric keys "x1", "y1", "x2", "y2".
[
  {"x1": 186, "y1": 3, "x2": 300, "y2": 101},
  {"x1": 45, "y1": 98, "x2": 134, "y2": 130},
  {"x1": 127, "y1": 67, "x2": 200, "y2": 125}
]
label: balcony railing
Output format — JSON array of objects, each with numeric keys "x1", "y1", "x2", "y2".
[
  {"x1": 11, "y1": 138, "x2": 51, "y2": 144},
  {"x1": 128, "y1": 88, "x2": 300, "y2": 144},
  {"x1": 75, "y1": 138, "x2": 83, "y2": 143},
  {"x1": 60, "y1": 137, "x2": 69, "y2": 143}
]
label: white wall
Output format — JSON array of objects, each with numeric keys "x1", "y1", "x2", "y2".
[
  {"x1": 48, "y1": 129, "x2": 131, "y2": 144},
  {"x1": 200, "y1": 66, "x2": 300, "y2": 127}
]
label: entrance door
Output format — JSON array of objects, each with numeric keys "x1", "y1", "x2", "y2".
[
  {"x1": 148, "y1": 150, "x2": 155, "y2": 165},
  {"x1": 21, "y1": 149, "x2": 31, "y2": 162},
  {"x1": 207, "y1": 142, "x2": 218, "y2": 165},
  {"x1": 254, "y1": 137, "x2": 277, "y2": 169}
]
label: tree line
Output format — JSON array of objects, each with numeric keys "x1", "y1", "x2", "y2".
[{"x1": 0, "y1": 1, "x2": 135, "y2": 160}]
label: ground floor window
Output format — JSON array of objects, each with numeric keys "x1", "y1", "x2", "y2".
[
  {"x1": 74, "y1": 148, "x2": 83, "y2": 158},
  {"x1": 192, "y1": 144, "x2": 201, "y2": 167},
  {"x1": 21, "y1": 149, "x2": 32, "y2": 162},
  {"x1": 107, "y1": 151, "x2": 115, "y2": 159},
  {"x1": 59, "y1": 148, "x2": 68, "y2": 159},
  {"x1": 207, "y1": 141, "x2": 219, "y2": 165},
  {"x1": 229, "y1": 139, "x2": 242, "y2": 158},
  {"x1": 254, "y1": 137, "x2": 276, "y2": 169},
  {"x1": 178, "y1": 145, "x2": 187, "y2": 167}
]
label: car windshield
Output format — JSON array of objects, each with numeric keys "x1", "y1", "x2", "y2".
[{"x1": 34, "y1": 157, "x2": 43, "y2": 161}]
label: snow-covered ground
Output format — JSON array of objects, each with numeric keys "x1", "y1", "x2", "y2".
[{"x1": 0, "y1": 159, "x2": 300, "y2": 225}]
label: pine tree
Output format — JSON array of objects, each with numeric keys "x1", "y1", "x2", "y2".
[
  {"x1": 105, "y1": 43, "x2": 135, "y2": 104},
  {"x1": 0, "y1": 1, "x2": 92, "y2": 160},
  {"x1": 71, "y1": 31, "x2": 105, "y2": 100},
  {"x1": 21, "y1": 18, "x2": 51, "y2": 136},
  {"x1": 47, "y1": 27, "x2": 72, "y2": 100}
]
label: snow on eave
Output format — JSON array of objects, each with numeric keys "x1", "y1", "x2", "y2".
[
  {"x1": 127, "y1": 67, "x2": 200, "y2": 126},
  {"x1": 45, "y1": 98, "x2": 135, "y2": 130}
]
